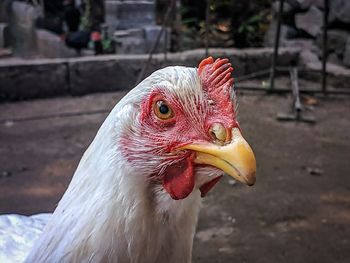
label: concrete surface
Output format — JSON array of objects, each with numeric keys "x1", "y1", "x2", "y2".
[
  {"x1": 0, "y1": 48, "x2": 299, "y2": 101},
  {"x1": 0, "y1": 87, "x2": 350, "y2": 262}
]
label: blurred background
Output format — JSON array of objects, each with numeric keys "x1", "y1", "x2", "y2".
[{"x1": 0, "y1": 0, "x2": 350, "y2": 262}]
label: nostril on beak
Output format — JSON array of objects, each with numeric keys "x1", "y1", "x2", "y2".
[{"x1": 209, "y1": 123, "x2": 227, "y2": 144}]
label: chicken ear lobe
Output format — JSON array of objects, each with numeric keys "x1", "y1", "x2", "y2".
[{"x1": 162, "y1": 156, "x2": 195, "y2": 200}]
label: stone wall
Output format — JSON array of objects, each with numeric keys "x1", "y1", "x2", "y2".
[
  {"x1": 0, "y1": 48, "x2": 299, "y2": 101},
  {"x1": 265, "y1": 0, "x2": 350, "y2": 68},
  {"x1": 105, "y1": 0, "x2": 169, "y2": 54}
]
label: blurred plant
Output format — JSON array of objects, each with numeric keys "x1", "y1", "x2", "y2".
[
  {"x1": 180, "y1": 0, "x2": 234, "y2": 50},
  {"x1": 172, "y1": 0, "x2": 272, "y2": 49},
  {"x1": 237, "y1": 10, "x2": 271, "y2": 47}
]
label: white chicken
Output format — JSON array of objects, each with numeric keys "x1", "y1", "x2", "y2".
[{"x1": 0, "y1": 57, "x2": 256, "y2": 263}]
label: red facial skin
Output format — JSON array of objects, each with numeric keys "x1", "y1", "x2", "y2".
[{"x1": 122, "y1": 57, "x2": 239, "y2": 200}]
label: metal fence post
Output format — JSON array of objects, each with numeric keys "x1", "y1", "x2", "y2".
[
  {"x1": 269, "y1": 0, "x2": 285, "y2": 91},
  {"x1": 322, "y1": 0, "x2": 329, "y2": 94}
]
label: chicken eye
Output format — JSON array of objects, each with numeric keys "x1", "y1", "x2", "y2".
[{"x1": 154, "y1": 100, "x2": 174, "y2": 120}]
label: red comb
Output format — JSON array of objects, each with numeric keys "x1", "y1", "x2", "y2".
[
  {"x1": 198, "y1": 56, "x2": 234, "y2": 94},
  {"x1": 198, "y1": 57, "x2": 236, "y2": 127}
]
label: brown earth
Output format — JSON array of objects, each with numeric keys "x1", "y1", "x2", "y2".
[{"x1": 0, "y1": 85, "x2": 350, "y2": 263}]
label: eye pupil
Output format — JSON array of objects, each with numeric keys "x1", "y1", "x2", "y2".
[
  {"x1": 154, "y1": 100, "x2": 173, "y2": 120},
  {"x1": 159, "y1": 104, "x2": 169, "y2": 114}
]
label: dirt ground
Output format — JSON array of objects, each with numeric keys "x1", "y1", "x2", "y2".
[{"x1": 0, "y1": 86, "x2": 350, "y2": 263}]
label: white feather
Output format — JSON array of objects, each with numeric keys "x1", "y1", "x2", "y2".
[{"x1": 1, "y1": 66, "x2": 227, "y2": 263}]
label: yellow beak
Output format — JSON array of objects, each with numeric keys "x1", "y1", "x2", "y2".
[{"x1": 179, "y1": 128, "x2": 256, "y2": 186}]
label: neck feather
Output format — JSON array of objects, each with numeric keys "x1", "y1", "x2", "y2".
[{"x1": 25, "y1": 111, "x2": 202, "y2": 263}]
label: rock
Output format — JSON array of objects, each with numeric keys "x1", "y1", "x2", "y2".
[
  {"x1": 283, "y1": 39, "x2": 317, "y2": 50},
  {"x1": 117, "y1": 1, "x2": 155, "y2": 29},
  {"x1": 283, "y1": 39, "x2": 320, "y2": 67},
  {"x1": 228, "y1": 179, "x2": 236, "y2": 186},
  {"x1": 0, "y1": 0, "x2": 11, "y2": 23},
  {"x1": 295, "y1": 6, "x2": 323, "y2": 37},
  {"x1": 271, "y1": 1, "x2": 298, "y2": 26},
  {"x1": 315, "y1": 30, "x2": 349, "y2": 57},
  {"x1": 106, "y1": 1, "x2": 155, "y2": 30},
  {"x1": 296, "y1": 0, "x2": 324, "y2": 9},
  {"x1": 195, "y1": 226, "x2": 234, "y2": 242},
  {"x1": 327, "y1": 52, "x2": 343, "y2": 66},
  {"x1": 143, "y1": 25, "x2": 170, "y2": 52},
  {"x1": 106, "y1": 0, "x2": 160, "y2": 55},
  {"x1": 105, "y1": 1, "x2": 119, "y2": 32},
  {"x1": 4, "y1": 120, "x2": 14, "y2": 127},
  {"x1": 299, "y1": 49, "x2": 321, "y2": 67},
  {"x1": 304, "y1": 61, "x2": 350, "y2": 89},
  {"x1": 307, "y1": 167, "x2": 323, "y2": 176},
  {"x1": 9, "y1": 2, "x2": 39, "y2": 57},
  {"x1": 114, "y1": 28, "x2": 147, "y2": 54},
  {"x1": 114, "y1": 26, "x2": 169, "y2": 54},
  {"x1": 0, "y1": 23, "x2": 10, "y2": 47},
  {"x1": 243, "y1": 47, "x2": 299, "y2": 74},
  {"x1": 272, "y1": 1, "x2": 294, "y2": 14},
  {"x1": 343, "y1": 37, "x2": 350, "y2": 67},
  {"x1": 300, "y1": 49, "x2": 320, "y2": 67},
  {"x1": 0, "y1": 171, "x2": 11, "y2": 178},
  {"x1": 264, "y1": 21, "x2": 298, "y2": 47},
  {"x1": 36, "y1": 29, "x2": 77, "y2": 58},
  {"x1": 329, "y1": 0, "x2": 350, "y2": 24},
  {"x1": 273, "y1": 0, "x2": 324, "y2": 11}
]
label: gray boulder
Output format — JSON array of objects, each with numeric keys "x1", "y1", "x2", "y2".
[
  {"x1": 295, "y1": 6, "x2": 323, "y2": 37},
  {"x1": 108, "y1": 1, "x2": 155, "y2": 30},
  {"x1": 0, "y1": 0, "x2": 11, "y2": 23},
  {"x1": 36, "y1": 30, "x2": 77, "y2": 58},
  {"x1": 114, "y1": 26, "x2": 169, "y2": 54},
  {"x1": 272, "y1": 1, "x2": 294, "y2": 14},
  {"x1": 144, "y1": 26, "x2": 170, "y2": 52},
  {"x1": 327, "y1": 52, "x2": 343, "y2": 66},
  {"x1": 315, "y1": 30, "x2": 349, "y2": 57},
  {"x1": 296, "y1": 0, "x2": 324, "y2": 9},
  {"x1": 264, "y1": 21, "x2": 298, "y2": 47},
  {"x1": 283, "y1": 39, "x2": 320, "y2": 67},
  {"x1": 105, "y1": 1, "x2": 119, "y2": 32},
  {"x1": 329, "y1": 0, "x2": 350, "y2": 24},
  {"x1": 0, "y1": 23, "x2": 10, "y2": 47},
  {"x1": 114, "y1": 28, "x2": 146, "y2": 54},
  {"x1": 9, "y1": 2, "x2": 39, "y2": 57},
  {"x1": 343, "y1": 37, "x2": 350, "y2": 68}
]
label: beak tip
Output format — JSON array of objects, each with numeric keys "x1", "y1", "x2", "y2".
[
  {"x1": 243, "y1": 171, "x2": 256, "y2": 186},
  {"x1": 247, "y1": 180, "x2": 255, "y2": 186}
]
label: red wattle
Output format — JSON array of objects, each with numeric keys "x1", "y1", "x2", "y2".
[
  {"x1": 162, "y1": 156, "x2": 195, "y2": 200},
  {"x1": 199, "y1": 175, "x2": 223, "y2": 197}
]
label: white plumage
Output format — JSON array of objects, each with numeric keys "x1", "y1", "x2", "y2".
[
  {"x1": 0, "y1": 214, "x2": 50, "y2": 263},
  {"x1": 0, "y1": 60, "x2": 256, "y2": 263}
]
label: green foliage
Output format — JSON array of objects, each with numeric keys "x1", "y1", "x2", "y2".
[
  {"x1": 179, "y1": 0, "x2": 272, "y2": 49},
  {"x1": 237, "y1": 10, "x2": 271, "y2": 47}
]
